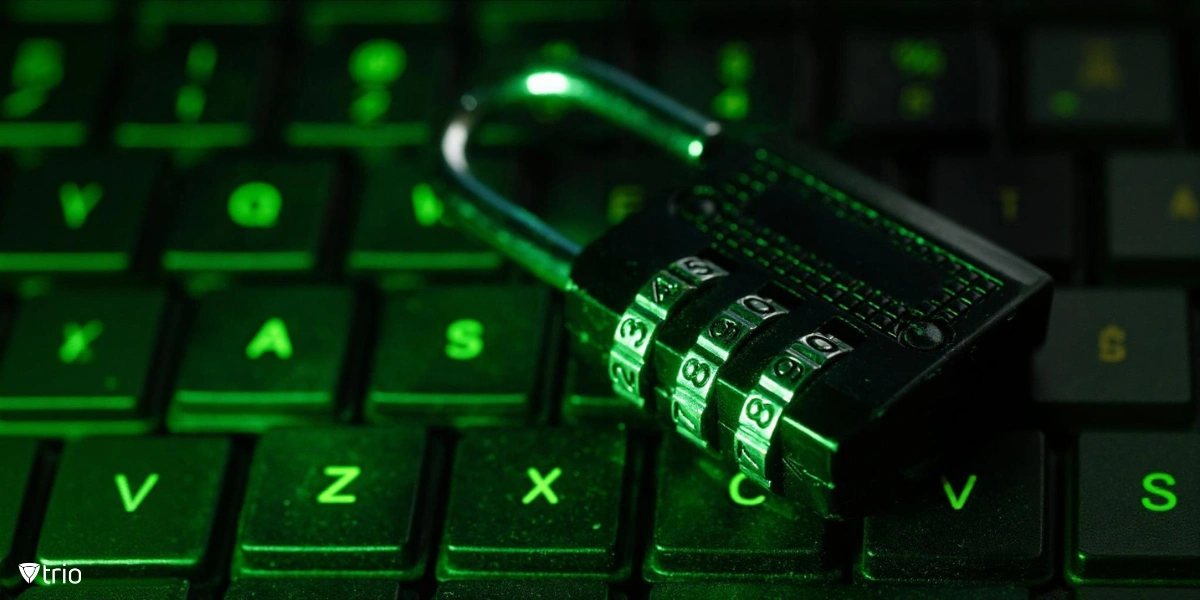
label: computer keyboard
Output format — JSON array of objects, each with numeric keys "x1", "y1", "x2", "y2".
[{"x1": 0, "y1": 0, "x2": 1196, "y2": 599}]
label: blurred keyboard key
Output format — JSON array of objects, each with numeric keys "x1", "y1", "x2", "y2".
[
  {"x1": 225, "y1": 578, "x2": 404, "y2": 600},
  {"x1": 0, "y1": 154, "x2": 158, "y2": 273},
  {"x1": 115, "y1": 25, "x2": 272, "y2": 148},
  {"x1": 0, "y1": 289, "x2": 168, "y2": 436},
  {"x1": 1107, "y1": 153, "x2": 1200, "y2": 274},
  {"x1": 860, "y1": 432, "x2": 1049, "y2": 583},
  {"x1": 0, "y1": 439, "x2": 37, "y2": 565},
  {"x1": 366, "y1": 286, "x2": 549, "y2": 425},
  {"x1": 1077, "y1": 589, "x2": 1200, "y2": 600},
  {"x1": 646, "y1": 437, "x2": 835, "y2": 581},
  {"x1": 234, "y1": 427, "x2": 429, "y2": 578},
  {"x1": 0, "y1": 26, "x2": 114, "y2": 147},
  {"x1": 1070, "y1": 433, "x2": 1200, "y2": 582},
  {"x1": 650, "y1": 584, "x2": 1029, "y2": 599},
  {"x1": 162, "y1": 159, "x2": 335, "y2": 273},
  {"x1": 18, "y1": 580, "x2": 189, "y2": 600},
  {"x1": 168, "y1": 287, "x2": 353, "y2": 432},
  {"x1": 841, "y1": 31, "x2": 997, "y2": 134},
  {"x1": 37, "y1": 437, "x2": 231, "y2": 577},
  {"x1": 434, "y1": 580, "x2": 612, "y2": 599},
  {"x1": 441, "y1": 427, "x2": 631, "y2": 578},
  {"x1": 930, "y1": 155, "x2": 1073, "y2": 265},
  {"x1": 1026, "y1": 29, "x2": 1174, "y2": 133},
  {"x1": 1032, "y1": 289, "x2": 1191, "y2": 424}
]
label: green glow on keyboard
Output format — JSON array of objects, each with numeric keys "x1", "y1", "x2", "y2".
[
  {"x1": 4, "y1": 38, "x2": 64, "y2": 118},
  {"x1": 411, "y1": 182, "x2": 443, "y2": 227},
  {"x1": 718, "y1": 41, "x2": 753, "y2": 84},
  {"x1": 59, "y1": 319, "x2": 104, "y2": 364},
  {"x1": 186, "y1": 39, "x2": 218, "y2": 82},
  {"x1": 891, "y1": 38, "x2": 946, "y2": 78},
  {"x1": 1051, "y1": 90, "x2": 1080, "y2": 117},
  {"x1": 899, "y1": 83, "x2": 934, "y2": 119},
  {"x1": 245, "y1": 318, "x2": 293, "y2": 360},
  {"x1": 350, "y1": 88, "x2": 390, "y2": 124},
  {"x1": 445, "y1": 318, "x2": 483, "y2": 360},
  {"x1": 350, "y1": 39, "x2": 406, "y2": 86},
  {"x1": 175, "y1": 84, "x2": 206, "y2": 123},
  {"x1": 712, "y1": 87, "x2": 748, "y2": 121},
  {"x1": 541, "y1": 40, "x2": 578, "y2": 62},
  {"x1": 59, "y1": 181, "x2": 103, "y2": 229},
  {"x1": 227, "y1": 181, "x2": 281, "y2": 228}
]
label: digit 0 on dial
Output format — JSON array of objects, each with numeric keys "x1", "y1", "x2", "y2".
[
  {"x1": 609, "y1": 256, "x2": 727, "y2": 408},
  {"x1": 734, "y1": 330, "x2": 853, "y2": 488},
  {"x1": 672, "y1": 294, "x2": 787, "y2": 449}
]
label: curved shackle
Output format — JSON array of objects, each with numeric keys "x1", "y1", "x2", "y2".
[{"x1": 439, "y1": 57, "x2": 723, "y2": 292}]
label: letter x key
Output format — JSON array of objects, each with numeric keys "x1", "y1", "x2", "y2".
[{"x1": 523, "y1": 467, "x2": 562, "y2": 505}]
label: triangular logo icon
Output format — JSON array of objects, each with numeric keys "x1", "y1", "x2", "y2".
[{"x1": 18, "y1": 563, "x2": 40, "y2": 584}]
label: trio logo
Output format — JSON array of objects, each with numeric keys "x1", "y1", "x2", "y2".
[{"x1": 18, "y1": 562, "x2": 82, "y2": 585}]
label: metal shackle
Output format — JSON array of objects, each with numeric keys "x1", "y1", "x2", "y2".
[{"x1": 438, "y1": 56, "x2": 723, "y2": 292}]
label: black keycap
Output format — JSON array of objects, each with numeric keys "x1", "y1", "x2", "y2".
[
  {"x1": 440, "y1": 427, "x2": 632, "y2": 578},
  {"x1": 840, "y1": 31, "x2": 996, "y2": 134},
  {"x1": 0, "y1": 25, "x2": 114, "y2": 147},
  {"x1": 655, "y1": 29, "x2": 812, "y2": 132},
  {"x1": 224, "y1": 578, "x2": 404, "y2": 600},
  {"x1": 0, "y1": 439, "x2": 37, "y2": 565},
  {"x1": 434, "y1": 580, "x2": 612, "y2": 599},
  {"x1": 1032, "y1": 289, "x2": 1192, "y2": 424},
  {"x1": 646, "y1": 437, "x2": 834, "y2": 581},
  {"x1": 0, "y1": 289, "x2": 169, "y2": 436},
  {"x1": 285, "y1": 8, "x2": 452, "y2": 148},
  {"x1": 346, "y1": 156, "x2": 513, "y2": 274},
  {"x1": 36, "y1": 437, "x2": 231, "y2": 577},
  {"x1": 1078, "y1": 589, "x2": 1200, "y2": 600},
  {"x1": 233, "y1": 427, "x2": 429, "y2": 578},
  {"x1": 860, "y1": 432, "x2": 1049, "y2": 583},
  {"x1": 18, "y1": 580, "x2": 189, "y2": 600},
  {"x1": 168, "y1": 287, "x2": 353, "y2": 432},
  {"x1": 162, "y1": 159, "x2": 335, "y2": 273},
  {"x1": 114, "y1": 29, "x2": 272, "y2": 149},
  {"x1": 929, "y1": 155, "x2": 1074, "y2": 266},
  {"x1": 1107, "y1": 153, "x2": 1200, "y2": 273},
  {"x1": 1026, "y1": 29, "x2": 1174, "y2": 133},
  {"x1": 1070, "y1": 432, "x2": 1200, "y2": 582},
  {"x1": 650, "y1": 584, "x2": 1029, "y2": 600},
  {"x1": 0, "y1": 154, "x2": 158, "y2": 273},
  {"x1": 366, "y1": 286, "x2": 549, "y2": 425}
]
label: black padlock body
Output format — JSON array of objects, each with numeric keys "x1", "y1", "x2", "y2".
[{"x1": 564, "y1": 143, "x2": 1052, "y2": 518}]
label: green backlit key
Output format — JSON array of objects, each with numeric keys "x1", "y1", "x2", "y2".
[
  {"x1": 646, "y1": 436, "x2": 835, "y2": 582},
  {"x1": 0, "y1": 439, "x2": 37, "y2": 567},
  {"x1": 114, "y1": 30, "x2": 271, "y2": 149},
  {"x1": 347, "y1": 156, "x2": 514, "y2": 274},
  {"x1": 650, "y1": 584, "x2": 1029, "y2": 599},
  {"x1": 18, "y1": 580, "x2": 189, "y2": 599},
  {"x1": 434, "y1": 580, "x2": 613, "y2": 599},
  {"x1": 1077, "y1": 589, "x2": 1200, "y2": 600},
  {"x1": 162, "y1": 159, "x2": 335, "y2": 273},
  {"x1": 286, "y1": 9, "x2": 452, "y2": 148},
  {"x1": 1106, "y1": 153, "x2": 1200, "y2": 275},
  {"x1": 168, "y1": 287, "x2": 353, "y2": 432},
  {"x1": 859, "y1": 431, "x2": 1049, "y2": 584},
  {"x1": 366, "y1": 286, "x2": 549, "y2": 426},
  {"x1": 0, "y1": 289, "x2": 169, "y2": 436},
  {"x1": 233, "y1": 427, "x2": 430, "y2": 578},
  {"x1": 439, "y1": 427, "x2": 632, "y2": 579},
  {"x1": 224, "y1": 579, "x2": 405, "y2": 600},
  {"x1": 36, "y1": 437, "x2": 231, "y2": 577},
  {"x1": 0, "y1": 26, "x2": 114, "y2": 147},
  {"x1": 0, "y1": 153, "x2": 159, "y2": 273},
  {"x1": 1069, "y1": 432, "x2": 1200, "y2": 583}
]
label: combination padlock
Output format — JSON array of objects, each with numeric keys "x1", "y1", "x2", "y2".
[{"x1": 437, "y1": 57, "x2": 1053, "y2": 518}]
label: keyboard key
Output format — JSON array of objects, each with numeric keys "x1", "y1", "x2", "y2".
[
  {"x1": 440, "y1": 427, "x2": 631, "y2": 578},
  {"x1": 929, "y1": 155, "x2": 1074, "y2": 266},
  {"x1": 1070, "y1": 432, "x2": 1200, "y2": 582},
  {"x1": 0, "y1": 26, "x2": 114, "y2": 147},
  {"x1": 162, "y1": 159, "x2": 335, "y2": 273},
  {"x1": 233, "y1": 427, "x2": 429, "y2": 578},
  {"x1": 1107, "y1": 153, "x2": 1200, "y2": 273},
  {"x1": 0, "y1": 439, "x2": 37, "y2": 565},
  {"x1": 1026, "y1": 28, "x2": 1174, "y2": 133},
  {"x1": 286, "y1": 2, "x2": 453, "y2": 148},
  {"x1": 1032, "y1": 289, "x2": 1192, "y2": 424},
  {"x1": 434, "y1": 580, "x2": 611, "y2": 599},
  {"x1": 0, "y1": 289, "x2": 168, "y2": 436},
  {"x1": 646, "y1": 437, "x2": 835, "y2": 581},
  {"x1": 37, "y1": 437, "x2": 231, "y2": 577},
  {"x1": 560, "y1": 356, "x2": 652, "y2": 426},
  {"x1": 860, "y1": 432, "x2": 1049, "y2": 583},
  {"x1": 840, "y1": 31, "x2": 997, "y2": 134},
  {"x1": 115, "y1": 28, "x2": 272, "y2": 148},
  {"x1": 18, "y1": 580, "x2": 189, "y2": 599},
  {"x1": 224, "y1": 578, "x2": 404, "y2": 600},
  {"x1": 1077, "y1": 589, "x2": 1200, "y2": 600},
  {"x1": 0, "y1": 154, "x2": 159, "y2": 272},
  {"x1": 366, "y1": 286, "x2": 549, "y2": 426},
  {"x1": 346, "y1": 156, "x2": 510, "y2": 273},
  {"x1": 650, "y1": 584, "x2": 1029, "y2": 599},
  {"x1": 168, "y1": 287, "x2": 353, "y2": 432}
]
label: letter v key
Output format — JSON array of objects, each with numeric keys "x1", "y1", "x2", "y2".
[
  {"x1": 941, "y1": 474, "x2": 977, "y2": 511},
  {"x1": 115, "y1": 473, "x2": 159, "y2": 513}
]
